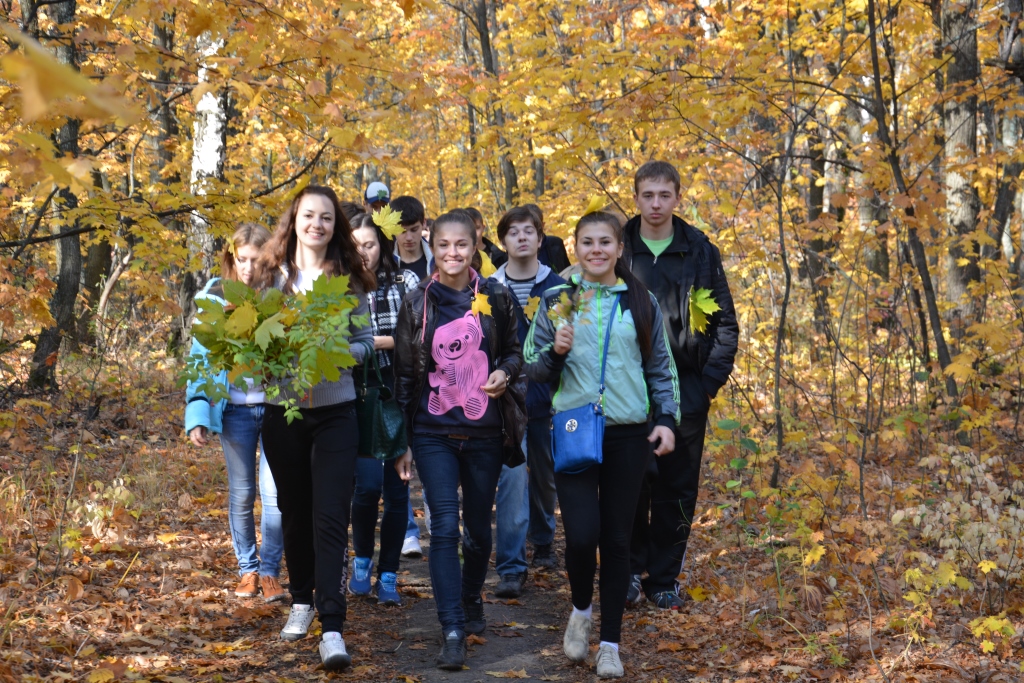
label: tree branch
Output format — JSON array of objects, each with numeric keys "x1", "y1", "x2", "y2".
[
  {"x1": 0, "y1": 224, "x2": 97, "y2": 250},
  {"x1": 11, "y1": 186, "x2": 60, "y2": 260}
]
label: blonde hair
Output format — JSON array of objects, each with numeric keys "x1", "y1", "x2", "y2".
[{"x1": 221, "y1": 223, "x2": 272, "y2": 282}]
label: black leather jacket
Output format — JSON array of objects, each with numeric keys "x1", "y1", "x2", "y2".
[{"x1": 393, "y1": 275, "x2": 527, "y2": 467}]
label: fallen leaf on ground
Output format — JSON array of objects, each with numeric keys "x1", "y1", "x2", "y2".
[{"x1": 485, "y1": 670, "x2": 529, "y2": 679}]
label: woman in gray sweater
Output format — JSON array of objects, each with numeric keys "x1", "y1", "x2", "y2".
[{"x1": 251, "y1": 185, "x2": 375, "y2": 672}]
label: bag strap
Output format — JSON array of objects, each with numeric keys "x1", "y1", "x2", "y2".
[
  {"x1": 395, "y1": 273, "x2": 407, "y2": 301},
  {"x1": 597, "y1": 293, "x2": 622, "y2": 408},
  {"x1": 358, "y1": 340, "x2": 383, "y2": 388}
]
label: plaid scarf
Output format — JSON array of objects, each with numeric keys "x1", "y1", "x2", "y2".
[{"x1": 368, "y1": 268, "x2": 420, "y2": 369}]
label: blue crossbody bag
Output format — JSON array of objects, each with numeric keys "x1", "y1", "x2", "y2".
[{"x1": 550, "y1": 294, "x2": 621, "y2": 474}]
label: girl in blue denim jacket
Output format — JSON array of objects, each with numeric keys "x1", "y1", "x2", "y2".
[{"x1": 184, "y1": 223, "x2": 286, "y2": 604}]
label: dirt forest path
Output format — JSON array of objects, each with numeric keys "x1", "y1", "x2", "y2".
[
  {"x1": 226, "y1": 481, "x2": 689, "y2": 682},
  {"x1": 105, "y1": 470, "x2": 695, "y2": 683}
]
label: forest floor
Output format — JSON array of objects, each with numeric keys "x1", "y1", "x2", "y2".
[{"x1": 1, "y1": 368, "x2": 1022, "y2": 682}]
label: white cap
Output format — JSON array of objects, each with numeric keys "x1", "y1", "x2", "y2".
[{"x1": 365, "y1": 181, "x2": 390, "y2": 203}]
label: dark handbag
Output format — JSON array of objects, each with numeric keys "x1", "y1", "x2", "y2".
[
  {"x1": 551, "y1": 293, "x2": 621, "y2": 474},
  {"x1": 354, "y1": 341, "x2": 407, "y2": 460}
]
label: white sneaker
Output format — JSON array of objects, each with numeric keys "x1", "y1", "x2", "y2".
[
  {"x1": 595, "y1": 643, "x2": 624, "y2": 678},
  {"x1": 319, "y1": 631, "x2": 351, "y2": 671},
  {"x1": 401, "y1": 535, "x2": 422, "y2": 558},
  {"x1": 280, "y1": 603, "x2": 315, "y2": 641},
  {"x1": 563, "y1": 611, "x2": 592, "y2": 662}
]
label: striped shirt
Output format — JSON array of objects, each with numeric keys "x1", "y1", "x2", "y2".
[{"x1": 505, "y1": 275, "x2": 535, "y2": 305}]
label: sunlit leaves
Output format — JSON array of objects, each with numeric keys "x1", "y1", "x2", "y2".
[
  {"x1": 522, "y1": 296, "x2": 540, "y2": 322},
  {"x1": 372, "y1": 205, "x2": 405, "y2": 240},
  {"x1": 688, "y1": 287, "x2": 720, "y2": 334},
  {"x1": 472, "y1": 292, "x2": 492, "y2": 318},
  {"x1": 0, "y1": 24, "x2": 139, "y2": 124}
]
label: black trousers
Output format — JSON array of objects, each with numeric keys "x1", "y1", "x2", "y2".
[
  {"x1": 556, "y1": 423, "x2": 650, "y2": 643},
  {"x1": 261, "y1": 402, "x2": 358, "y2": 633},
  {"x1": 630, "y1": 414, "x2": 707, "y2": 596}
]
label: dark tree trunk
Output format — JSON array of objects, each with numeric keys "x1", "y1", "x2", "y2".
[
  {"x1": 29, "y1": 0, "x2": 81, "y2": 389},
  {"x1": 77, "y1": 170, "x2": 113, "y2": 344},
  {"x1": 802, "y1": 133, "x2": 831, "y2": 331}
]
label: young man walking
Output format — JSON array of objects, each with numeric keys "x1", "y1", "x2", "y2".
[
  {"x1": 389, "y1": 196, "x2": 432, "y2": 280},
  {"x1": 623, "y1": 161, "x2": 738, "y2": 609},
  {"x1": 490, "y1": 206, "x2": 566, "y2": 597}
]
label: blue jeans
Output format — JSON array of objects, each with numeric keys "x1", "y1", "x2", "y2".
[
  {"x1": 220, "y1": 403, "x2": 283, "y2": 577},
  {"x1": 352, "y1": 457, "x2": 410, "y2": 574},
  {"x1": 527, "y1": 416, "x2": 557, "y2": 546},
  {"x1": 494, "y1": 460, "x2": 528, "y2": 576},
  {"x1": 413, "y1": 434, "x2": 503, "y2": 632}
]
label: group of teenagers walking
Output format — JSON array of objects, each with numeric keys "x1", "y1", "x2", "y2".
[{"x1": 184, "y1": 160, "x2": 738, "y2": 677}]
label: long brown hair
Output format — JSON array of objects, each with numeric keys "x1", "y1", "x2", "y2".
[
  {"x1": 221, "y1": 223, "x2": 272, "y2": 282},
  {"x1": 350, "y1": 212, "x2": 401, "y2": 288},
  {"x1": 575, "y1": 211, "x2": 653, "y2": 359},
  {"x1": 253, "y1": 185, "x2": 375, "y2": 294}
]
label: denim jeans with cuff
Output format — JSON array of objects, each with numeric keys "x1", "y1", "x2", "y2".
[{"x1": 220, "y1": 403, "x2": 283, "y2": 577}]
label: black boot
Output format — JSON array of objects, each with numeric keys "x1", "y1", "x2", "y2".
[
  {"x1": 495, "y1": 571, "x2": 528, "y2": 598},
  {"x1": 462, "y1": 593, "x2": 486, "y2": 634},
  {"x1": 436, "y1": 629, "x2": 466, "y2": 670},
  {"x1": 532, "y1": 544, "x2": 556, "y2": 570}
]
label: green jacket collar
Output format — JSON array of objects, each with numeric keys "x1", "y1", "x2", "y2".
[{"x1": 570, "y1": 273, "x2": 628, "y2": 294}]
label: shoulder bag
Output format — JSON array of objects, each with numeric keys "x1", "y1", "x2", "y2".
[
  {"x1": 354, "y1": 340, "x2": 408, "y2": 460},
  {"x1": 550, "y1": 293, "x2": 621, "y2": 474}
]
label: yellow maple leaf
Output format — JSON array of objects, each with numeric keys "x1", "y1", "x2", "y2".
[
  {"x1": 372, "y1": 205, "x2": 404, "y2": 240},
  {"x1": 472, "y1": 292, "x2": 492, "y2": 318},
  {"x1": 583, "y1": 195, "x2": 606, "y2": 215},
  {"x1": 522, "y1": 296, "x2": 540, "y2": 322}
]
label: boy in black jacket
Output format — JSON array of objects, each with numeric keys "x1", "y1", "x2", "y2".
[{"x1": 624, "y1": 161, "x2": 738, "y2": 609}]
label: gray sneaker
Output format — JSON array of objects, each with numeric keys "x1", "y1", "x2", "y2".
[
  {"x1": 563, "y1": 611, "x2": 592, "y2": 662},
  {"x1": 595, "y1": 643, "x2": 624, "y2": 678},
  {"x1": 280, "y1": 603, "x2": 315, "y2": 641},
  {"x1": 319, "y1": 631, "x2": 351, "y2": 671}
]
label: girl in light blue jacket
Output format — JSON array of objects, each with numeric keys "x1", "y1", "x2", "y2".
[
  {"x1": 184, "y1": 223, "x2": 286, "y2": 604},
  {"x1": 524, "y1": 211, "x2": 679, "y2": 679}
]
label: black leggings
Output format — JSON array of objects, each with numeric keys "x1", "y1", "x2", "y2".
[
  {"x1": 262, "y1": 402, "x2": 358, "y2": 633},
  {"x1": 555, "y1": 423, "x2": 650, "y2": 643}
]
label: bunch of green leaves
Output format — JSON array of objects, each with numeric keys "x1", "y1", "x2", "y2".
[
  {"x1": 689, "y1": 286, "x2": 720, "y2": 333},
  {"x1": 180, "y1": 275, "x2": 369, "y2": 423}
]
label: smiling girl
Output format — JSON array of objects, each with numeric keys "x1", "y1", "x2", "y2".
[
  {"x1": 250, "y1": 186, "x2": 375, "y2": 671},
  {"x1": 524, "y1": 211, "x2": 680, "y2": 679},
  {"x1": 392, "y1": 210, "x2": 526, "y2": 671}
]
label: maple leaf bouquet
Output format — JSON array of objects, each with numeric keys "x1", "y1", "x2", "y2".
[{"x1": 180, "y1": 275, "x2": 369, "y2": 423}]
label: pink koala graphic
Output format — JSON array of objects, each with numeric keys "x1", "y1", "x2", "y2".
[{"x1": 427, "y1": 311, "x2": 490, "y2": 419}]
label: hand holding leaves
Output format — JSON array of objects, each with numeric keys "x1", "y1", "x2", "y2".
[{"x1": 182, "y1": 275, "x2": 368, "y2": 423}]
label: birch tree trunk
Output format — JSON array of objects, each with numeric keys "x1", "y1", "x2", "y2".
[
  {"x1": 942, "y1": 0, "x2": 981, "y2": 339},
  {"x1": 175, "y1": 34, "x2": 227, "y2": 347}
]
